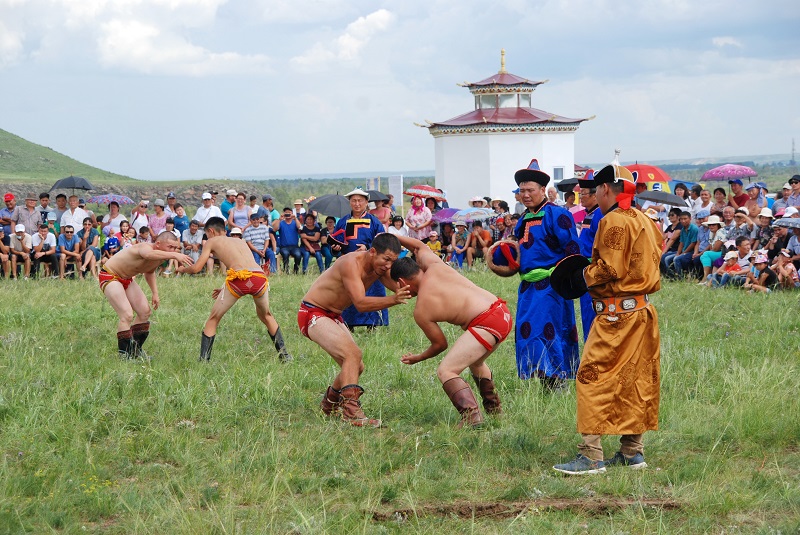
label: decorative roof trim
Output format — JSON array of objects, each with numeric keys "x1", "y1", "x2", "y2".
[
  {"x1": 428, "y1": 123, "x2": 582, "y2": 137},
  {"x1": 470, "y1": 85, "x2": 537, "y2": 95}
]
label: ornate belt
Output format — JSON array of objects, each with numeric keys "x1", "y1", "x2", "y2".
[{"x1": 592, "y1": 294, "x2": 649, "y2": 321}]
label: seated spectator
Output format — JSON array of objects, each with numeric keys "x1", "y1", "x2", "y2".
[
  {"x1": 230, "y1": 227, "x2": 243, "y2": 238},
  {"x1": 138, "y1": 226, "x2": 153, "y2": 244},
  {"x1": 765, "y1": 224, "x2": 791, "y2": 263},
  {"x1": 465, "y1": 220, "x2": 491, "y2": 268},
  {"x1": 750, "y1": 208, "x2": 774, "y2": 250},
  {"x1": 243, "y1": 213, "x2": 276, "y2": 273},
  {"x1": 491, "y1": 213, "x2": 513, "y2": 243},
  {"x1": 447, "y1": 222, "x2": 469, "y2": 268},
  {"x1": 440, "y1": 222, "x2": 454, "y2": 251},
  {"x1": 10, "y1": 224, "x2": 32, "y2": 279},
  {"x1": 101, "y1": 201, "x2": 127, "y2": 235},
  {"x1": 744, "y1": 254, "x2": 777, "y2": 293},
  {"x1": 774, "y1": 249, "x2": 799, "y2": 289},
  {"x1": 709, "y1": 187, "x2": 727, "y2": 216},
  {"x1": 57, "y1": 224, "x2": 81, "y2": 279},
  {"x1": 706, "y1": 250, "x2": 744, "y2": 288},
  {"x1": 122, "y1": 226, "x2": 137, "y2": 248},
  {"x1": 0, "y1": 228, "x2": 9, "y2": 278},
  {"x1": 31, "y1": 223, "x2": 57, "y2": 277},
  {"x1": 659, "y1": 208, "x2": 683, "y2": 275},
  {"x1": 670, "y1": 211, "x2": 700, "y2": 279},
  {"x1": 102, "y1": 235, "x2": 120, "y2": 263},
  {"x1": 319, "y1": 215, "x2": 340, "y2": 270},
  {"x1": 786, "y1": 227, "x2": 800, "y2": 269},
  {"x1": 273, "y1": 207, "x2": 302, "y2": 274},
  {"x1": 728, "y1": 208, "x2": 752, "y2": 242},
  {"x1": 426, "y1": 231, "x2": 444, "y2": 258},
  {"x1": 182, "y1": 219, "x2": 203, "y2": 263},
  {"x1": 675, "y1": 209, "x2": 709, "y2": 280},
  {"x1": 299, "y1": 212, "x2": 324, "y2": 274},
  {"x1": 698, "y1": 215, "x2": 727, "y2": 282},
  {"x1": 76, "y1": 217, "x2": 101, "y2": 278}
]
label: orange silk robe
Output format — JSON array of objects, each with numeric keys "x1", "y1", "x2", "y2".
[{"x1": 577, "y1": 206, "x2": 663, "y2": 435}]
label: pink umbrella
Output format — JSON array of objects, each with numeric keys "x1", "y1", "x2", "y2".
[
  {"x1": 701, "y1": 164, "x2": 758, "y2": 181},
  {"x1": 569, "y1": 205, "x2": 586, "y2": 224}
]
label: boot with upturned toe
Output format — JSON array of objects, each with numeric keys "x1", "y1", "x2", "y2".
[
  {"x1": 338, "y1": 384, "x2": 382, "y2": 428},
  {"x1": 443, "y1": 377, "x2": 484, "y2": 429}
]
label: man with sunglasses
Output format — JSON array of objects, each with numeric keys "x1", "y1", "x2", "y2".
[
  {"x1": 786, "y1": 175, "x2": 800, "y2": 208},
  {"x1": 100, "y1": 232, "x2": 193, "y2": 359}
]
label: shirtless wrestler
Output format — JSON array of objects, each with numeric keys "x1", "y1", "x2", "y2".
[
  {"x1": 299, "y1": 233, "x2": 411, "y2": 427},
  {"x1": 100, "y1": 231, "x2": 193, "y2": 359},
  {"x1": 391, "y1": 235, "x2": 512, "y2": 428},
  {"x1": 177, "y1": 217, "x2": 291, "y2": 362}
]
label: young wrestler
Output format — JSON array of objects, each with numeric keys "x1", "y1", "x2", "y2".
[
  {"x1": 391, "y1": 235, "x2": 512, "y2": 428},
  {"x1": 177, "y1": 217, "x2": 291, "y2": 362},
  {"x1": 100, "y1": 232, "x2": 194, "y2": 358},
  {"x1": 299, "y1": 233, "x2": 411, "y2": 427}
]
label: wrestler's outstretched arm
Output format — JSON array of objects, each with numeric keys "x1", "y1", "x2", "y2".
[
  {"x1": 343, "y1": 259, "x2": 411, "y2": 312},
  {"x1": 401, "y1": 313, "x2": 447, "y2": 365},
  {"x1": 178, "y1": 239, "x2": 214, "y2": 275}
]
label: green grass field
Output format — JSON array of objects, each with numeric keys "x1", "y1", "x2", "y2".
[{"x1": 0, "y1": 270, "x2": 798, "y2": 534}]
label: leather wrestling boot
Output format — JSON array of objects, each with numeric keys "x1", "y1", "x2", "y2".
[
  {"x1": 442, "y1": 377, "x2": 484, "y2": 429},
  {"x1": 200, "y1": 332, "x2": 215, "y2": 362},
  {"x1": 338, "y1": 384, "x2": 382, "y2": 428},
  {"x1": 131, "y1": 321, "x2": 151, "y2": 360},
  {"x1": 472, "y1": 374, "x2": 502, "y2": 415},
  {"x1": 321, "y1": 386, "x2": 341, "y2": 416},
  {"x1": 117, "y1": 329, "x2": 135, "y2": 359},
  {"x1": 270, "y1": 326, "x2": 293, "y2": 362}
]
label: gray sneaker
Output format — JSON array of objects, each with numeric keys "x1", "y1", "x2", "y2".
[
  {"x1": 604, "y1": 451, "x2": 647, "y2": 469},
  {"x1": 553, "y1": 454, "x2": 606, "y2": 475}
]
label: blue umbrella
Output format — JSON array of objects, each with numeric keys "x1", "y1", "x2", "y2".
[{"x1": 451, "y1": 207, "x2": 495, "y2": 226}]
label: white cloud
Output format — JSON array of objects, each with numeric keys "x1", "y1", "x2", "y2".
[
  {"x1": 0, "y1": 21, "x2": 24, "y2": 68},
  {"x1": 712, "y1": 36, "x2": 743, "y2": 48},
  {"x1": 97, "y1": 18, "x2": 271, "y2": 75},
  {"x1": 291, "y1": 9, "x2": 395, "y2": 71}
]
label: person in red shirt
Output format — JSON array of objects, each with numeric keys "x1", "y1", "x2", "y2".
[{"x1": 727, "y1": 179, "x2": 750, "y2": 209}]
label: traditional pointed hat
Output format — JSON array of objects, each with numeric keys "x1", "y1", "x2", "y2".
[{"x1": 514, "y1": 159, "x2": 550, "y2": 187}]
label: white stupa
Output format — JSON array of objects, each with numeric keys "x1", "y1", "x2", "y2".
[{"x1": 422, "y1": 50, "x2": 593, "y2": 208}]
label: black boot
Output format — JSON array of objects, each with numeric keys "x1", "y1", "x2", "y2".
[
  {"x1": 131, "y1": 321, "x2": 151, "y2": 359},
  {"x1": 270, "y1": 326, "x2": 292, "y2": 362},
  {"x1": 117, "y1": 329, "x2": 134, "y2": 359},
  {"x1": 200, "y1": 332, "x2": 215, "y2": 362}
]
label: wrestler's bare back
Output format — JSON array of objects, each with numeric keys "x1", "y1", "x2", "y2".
[
  {"x1": 303, "y1": 251, "x2": 386, "y2": 314},
  {"x1": 104, "y1": 243, "x2": 177, "y2": 279},
  {"x1": 414, "y1": 256, "x2": 499, "y2": 330},
  {"x1": 202, "y1": 236, "x2": 261, "y2": 272}
]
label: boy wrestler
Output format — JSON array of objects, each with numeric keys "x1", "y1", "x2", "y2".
[
  {"x1": 299, "y1": 233, "x2": 411, "y2": 427},
  {"x1": 391, "y1": 236, "x2": 511, "y2": 428},
  {"x1": 100, "y1": 231, "x2": 194, "y2": 359},
  {"x1": 177, "y1": 217, "x2": 291, "y2": 362}
]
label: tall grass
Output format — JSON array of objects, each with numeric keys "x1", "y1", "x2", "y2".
[{"x1": 0, "y1": 273, "x2": 798, "y2": 533}]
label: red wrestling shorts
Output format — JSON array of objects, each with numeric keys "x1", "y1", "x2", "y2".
[
  {"x1": 99, "y1": 267, "x2": 133, "y2": 292},
  {"x1": 298, "y1": 300, "x2": 345, "y2": 338},
  {"x1": 466, "y1": 298, "x2": 513, "y2": 351},
  {"x1": 225, "y1": 269, "x2": 268, "y2": 298}
]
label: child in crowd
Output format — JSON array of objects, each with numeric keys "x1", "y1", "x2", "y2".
[
  {"x1": 138, "y1": 226, "x2": 152, "y2": 244},
  {"x1": 775, "y1": 249, "x2": 799, "y2": 289},
  {"x1": 744, "y1": 254, "x2": 777, "y2": 293},
  {"x1": 707, "y1": 251, "x2": 746, "y2": 288},
  {"x1": 426, "y1": 231, "x2": 443, "y2": 258},
  {"x1": 447, "y1": 223, "x2": 469, "y2": 268},
  {"x1": 122, "y1": 226, "x2": 137, "y2": 248}
]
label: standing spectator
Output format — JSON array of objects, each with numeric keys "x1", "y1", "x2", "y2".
[
  {"x1": 727, "y1": 179, "x2": 749, "y2": 209},
  {"x1": 227, "y1": 193, "x2": 251, "y2": 234},
  {"x1": 744, "y1": 183, "x2": 762, "y2": 216},
  {"x1": 550, "y1": 163, "x2": 662, "y2": 476},
  {"x1": 35, "y1": 192, "x2": 52, "y2": 224},
  {"x1": 547, "y1": 186, "x2": 565, "y2": 206},
  {"x1": 77, "y1": 217, "x2": 101, "y2": 278},
  {"x1": 370, "y1": 199, "x2": 392, "y2": 230},
  {"x1": 45, "y1": 212, "x2": 60, "y2": 236},
  {"x1": 709, "y1": 187, "x2": 727, "y2": 216},
  {"x1": 164, "y1": 192, "x2": 178, "y2": 218},
  {"x1": 672, "y1": 183, "x2": 693, "y2": 210},
  {"x1": 772, "y1": 183, "x2": 792, "y2": 214},
  {"x1": 182, "y1": 219, "x2": 204, "y2": 264},
  {"x1": 57, "y1": 224, "x2": 81, "y2": 278},
  {"x1": 387, "y1": 215, "x2": 408, "y2": 238},
  {"x1": 405, "y1": 195, "x2": 433, "y2": 241},
  {"x1": 692, "y1": 190, "x2": 712, "y2": 221},
  {"x1": 261, "y1": 195, "x2": 280, "y2": 225},
  {"x1": 576, "y1": 177, "x2": 604, "y2": 342},
  {"x1": 148, "y1": 199, "x2": 169, "y2": 237},
  {"x1": 130, "y1": 200, "x2": 150, "y2": 233},
  {"x1": 320, "y1": 215, "x2": 340, "y2": 270},
  {"x1": 171, "y1": 204, "x2": 190, "y2": 235},
  {"x1": 333, "y1": 188, "x2": 389, "y2": 329},
  {"x1": 243, "y1": 213, "x2": 275, "y2": 273},
  {"x1": 513, "y1": 188, "x2": 525, "y2": 215},
  {"x1": 220, "y1": 189, "x2": 237, "y2": 220},
  {"x1": 101, "y1": 201, "x2": 128, "y2": 235},
  {"x1": 273, "y1": 207, "x2": 302, "y2": 274},
  {"x1": 31, "y1": 224, "x2": 57, "y2": 277},
  {"x1": 78, "y1": 198, "x2": 97, "y2": 226},
  {"x1": 194, "y1": 193, "x2": 224, "y2": 227},
  {"x1": 512, "y1": 159, "x2": 581, "y2": 390},
  {"x1": 10, "y1": 224, "x2": 32, "y2": 279},
  {"x1": 17, "y1": 194, "x2": 40, "y2": 235},
  {"x1": 60, "y1": 195, "x2": 89, "y2": 233},
  {"x1": 300, "y1": 212, "x2": 324, "y2": 274},
  {"x1": 786, "y1": 175, "x2": 800, "y2": 208},
  {"x1": 0, "y1": 228, "x2": 10, "y2": 278},
  {"x1": 52, "y1": 194, "x2": 68, "y2": 223},
  {"x1": 1, "y1": 193, "x2": 19, "y2": 240},
  {"x1": 248, "y1": 194, "x2": 260, "y2": 215}
]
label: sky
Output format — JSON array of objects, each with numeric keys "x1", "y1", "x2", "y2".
[{"x1": 1, "y1": 0, "x2": 799, "y2": 180}]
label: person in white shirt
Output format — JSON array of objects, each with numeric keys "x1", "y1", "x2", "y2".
[
  {"x1": 10, "y1": 224, "x2": 32, "y2": 278},
  {"x1": 31, "y1": 223, "x2": 57, "y2": 277},
  {"x1": 194, "y1": 193, "x2": 223, "y2": 227},
  {"x1": 129, "y1": 200, "x2": 150, "y2": 233},
  {"x1": 59, "y1": 195, "x2": 89, "y2": 233},
  {"x1": 101, "y1": 201, "x2": 128, "y2": 235}
]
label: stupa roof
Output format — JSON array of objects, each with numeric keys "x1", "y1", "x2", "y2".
[{"x1": 429, "y1": 107, "x2": 586, "y2": 128}]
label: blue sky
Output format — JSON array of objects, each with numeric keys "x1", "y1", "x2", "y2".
[{"x1": 1, "y1": 0, "x2": 798, "y2": 180}]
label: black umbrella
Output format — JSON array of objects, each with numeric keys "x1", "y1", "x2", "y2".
[
  {"x1": 556, "y1": 178, "x2": 579, "y2": 193},
  {"x1": 636, "y1": 190, "x2": 687, "y2": 207},
  {"x1": 307, "y1": 194, "x2": 351, "y2": 219},
  {"x1": 366, "y1": 190, "x2": 389, "y2": 202},
  {"x1": 50, "y1": 175, "x2": 95, "y2": 193}
]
